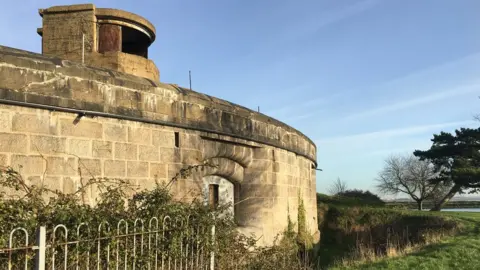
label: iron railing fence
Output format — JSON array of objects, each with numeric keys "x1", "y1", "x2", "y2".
[{"x1": 0, "y1": 215, "x2": 215, "y2": 270}]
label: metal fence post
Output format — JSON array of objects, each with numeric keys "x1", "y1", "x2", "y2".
[
  {"x1": 210, "y1": 223, "x2": 215, "y2": 270},
  {"x1": 34, "y1": 226, "x2": 46, "y2": 270}
]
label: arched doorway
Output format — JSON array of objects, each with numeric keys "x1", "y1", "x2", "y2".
[{"x1": 202, "y1": 175, "x2": 235, "y2": 217}]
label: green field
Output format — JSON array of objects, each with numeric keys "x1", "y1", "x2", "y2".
[
  {"x1": 385, "y1": 200, "x2": 480, "y2": 210},
  {"x1": 329, "y1": 211, "x2": 480, "y2": 270}
]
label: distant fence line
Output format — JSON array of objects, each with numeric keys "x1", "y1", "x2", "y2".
[{"x1": 0, "y1": 215, "x2": 215, "y2": 270}]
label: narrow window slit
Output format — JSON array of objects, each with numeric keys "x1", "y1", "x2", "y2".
[
  {"x1": 209, "y1": 184, "x2": 219, "y2": 209},
  {"x1": 174, "y1": 132, "x2": 180, "y2": 147}
]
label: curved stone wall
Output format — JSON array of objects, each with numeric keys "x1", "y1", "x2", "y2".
[{"x1": 0, "y1": 45, "x2": 318, "y2": 246}]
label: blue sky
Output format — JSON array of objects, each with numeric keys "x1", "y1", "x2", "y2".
[{"x1": 0, "y1": 0, "x2": 479, "y2": 197}]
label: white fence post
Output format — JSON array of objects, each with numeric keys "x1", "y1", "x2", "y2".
[
  {"x1": 210, "y1": 223, "x2": 215, "y2": 270},
  {"x1": 34, "y1": 226, "x2": 46, "y2": 270}
]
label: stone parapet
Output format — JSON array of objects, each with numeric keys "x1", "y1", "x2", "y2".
[{"x1": 0, "y1": 45, "x2": 316, "y2": 164}]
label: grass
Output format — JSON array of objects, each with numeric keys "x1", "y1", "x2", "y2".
[{"x1": 329, "y1": 211, "x2": 480, "y2": 270}]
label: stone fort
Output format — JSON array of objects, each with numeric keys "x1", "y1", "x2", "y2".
[{"x1": 0, "y1": 4, "x2": 319, "y2": 246}]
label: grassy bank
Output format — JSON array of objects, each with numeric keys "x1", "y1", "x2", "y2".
[
  {"x1": 330, "y1": 211, "x2": 480, "y2": 270},
  {"x1": 315, "y1": 193, "x2": 480, "y2": 269}
]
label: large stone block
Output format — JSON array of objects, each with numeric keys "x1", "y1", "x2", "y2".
[
  {"x1": 30, "y1": 135, "x2": 66, "y2": 155},
  {"x1": 27, "y1": 176, "x2": 61, "y2": 192},
  {"x1": 46, "y1": 157, "x2": 77, "y2": 176},
  {"x1": 0, "y1": 111, "x2": 11, "y2": 131},
  {"x1": 0, "y1": 133, "x2": 28, "y2": 153},
  {"x1": 104, "y1": 160, "x2": 126, "y2": 177},
  {"x1": 0, "y1": 154, "x2": 7, "y2": 166},
  {"x1": 139, "y1": 145, "x2": 159, "y2": 161},
  {"x1": 11, "y1": 155, "x2": 45, "y2": 175},
  {"x1": 278, "y1": 185, "x2": 288, "y2": 198},
  {"x1": 114, "y1": 143, "x2": 137, "y2": 160},
  {"x1": 127, "y1": 161, "x2": 148, "y2": 177},
  {"x1": 0, "y1": 66, "x2": 46, "y2": 91},
  {"x1": 60, "y1": 119, "x2": 103, "y2": 139},
  {"x1": 288, "y1": 186, "x2": 299, "y2": 197},
  {"x1": 103, "y1": 123, "x2": 127, "y2": 142},
  {"x1": 68, "y1": 138, "x2": 91, "y2": 157},
  {"x1": 128, "y1": 127, "x2": 151, "y2": 145},
  {"x1": 149, "y1": 162, "x2": 167, "y2": 179},
  {"x1": 152, "y1": 130, "x2": 175, "y2": 147},
  {"x1": 252, "y1": 147, "x2": 272, "y2": 160},
  {"x1": 63, "y1": 177, "x2": 76, "y2": 193},
  {"x1": 92, "y1": 140, "x2": 113, "y2": 159},
  {"x1": 180, "y1": 133, "x2": 202, "y2": 149},
  {"x1": 167, "y1": 163, "x2": 183, "y2": 180},
  {"x1": 12, "y1": 113, "x2": 56, "y2": 135},
  {"x1": 159, "y1": 147, "x2": 181, "y2": 163},
  {"x1": 78, "y1": 159, "x2": 102, "y2": 177},
  {"x1": 70, "y1": 79, "x2": 105, "y2": 104},
  {"x1": 181, "y1": 149, "x2": 202, "y2": 164}
]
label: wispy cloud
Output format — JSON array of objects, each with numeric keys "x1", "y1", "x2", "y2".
[
  {"x1": 264, "y1": 91, "x2": 344, "y2": 122},
  {"x1": 264, "y1": 97, "x2": 327, "y2": 117},
  {"x1": 342, "y1": 82, "x2": 480, "y2": 121},
  {"x1": 381, "y1": 52, "x2": 480, "y2": 89},
  {"x1": 316, "y1": 120, "x2": 477, "y2": 144},
  {"x1": 282, "y1": 111, "x2": 321, "y2": 123},
  {"x1": 285, "y1": 0, "x2": 380, "y2": 38},
  {"x1": 245, "y1": 0, "x2": 380, "y2": 62}
]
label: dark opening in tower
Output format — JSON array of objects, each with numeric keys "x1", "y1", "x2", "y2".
[{"x1": 121, "y1": 26, "x2": 150, "y2": 58}]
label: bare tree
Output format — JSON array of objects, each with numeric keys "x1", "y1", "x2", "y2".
[
  {"x1": 376, "y1": 154, "x2": 445, "y2": 210},
  {"x1": 328, "y1": 177, "x2": 347, "y2": 195}
]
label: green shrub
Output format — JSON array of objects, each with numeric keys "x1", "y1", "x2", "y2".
[
  {"x1": 337, "y1": 189, "x2": 385, "y2": 206},
  {"x1": 0, "y1": 164, "x2": 315, "y2": 269}
]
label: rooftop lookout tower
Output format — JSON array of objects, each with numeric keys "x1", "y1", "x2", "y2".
[{"x1": 37, "y1": 4, "x2": 159, "y2": 81}]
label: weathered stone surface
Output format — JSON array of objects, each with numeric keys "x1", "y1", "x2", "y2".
[
  {"x1": 104, "y1": 124, "x2": 127, "y2": 142},
  {"x1": 78, "y1": 158, "x2": 102, "y2": 177},
  {"x1": 12, "y1": 113, "x2": 55, "y2": 135},
  {"x1": 60, "y1": 119, "x2": 103, "y2": 139},
  {"x1": 68, "y1": 138, "x2": 91, "y2": 157},
  {"x1": 152, "y1": 130, "x2": 175, "y2": 147},
  {"x1": 0, "y1": 111, "x2": 11, "y2": 131},
  {"x1": 139, "y1": 145, "x2": 159, "y2": 161},
  {"x1": 167, "y1": 163, "x2": 183, "y2": 180},
  {"x1": 159, "y1": 147, "x2": 180, "y2": 163},
  {"x1": 0, "y1": 154, "x2": 8, "y2": 166},
  {"x1": 127, "y1": 161, "x2": 148, "y2": 177},
  {"x1": 30, "y1": 135, "x2": 66, "y2": 155},
  {"x1": 0, "y1": 133, "x2": 28, "y2": 153},
  {"x1": 63, "y1": 177, "x2": 76, "y2": 193},
  {"x1": 149, "y1": 162, "x2": 166, "y2": 179},
  {"x1": 92, "y1": 140, "x2": 113, "y2": 159},
  {"x1": 0, "y1": 44, "x2": 317, "y2": 162},
  {"x1": 114, "y1": 143, "x2": 137, "y2": 160},
  {"x1": 180, "y1": 133, "x2": 202, "y2": 149},
  {"x1": 181, "y1": 149, "x2": 202, "y2": 164},
  {"x1": 104, "y1": 160, "x2": 126, "y2": 177},
  {"x1": 46, "y1": 157, "x2": 76, "y2": 176},
  {"x1": 11, "y1": 155, "x2": 45, "y2": 174},
  {"x1": 128, "y1": 127, "x2": 151, "y2": 145},
  {"x1": 27, "y1": 176, "x2": 61, "y2": 192}
]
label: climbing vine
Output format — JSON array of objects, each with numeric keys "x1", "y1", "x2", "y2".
[{"x1": 0, "y1": 163, "x2": 317, "y2": 269}]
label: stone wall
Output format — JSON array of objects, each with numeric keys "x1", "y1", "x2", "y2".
[
  {"x1": 0, "y1": 45, "x2": 318, "y2": 246},
  {"x1": 40, "y1": 4, "x2": 97, "y2": 61},
  {"x1": 38, "y1": 4, "x2": 160, "y2": 81}
]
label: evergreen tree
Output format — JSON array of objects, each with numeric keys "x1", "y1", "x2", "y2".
[{"x1": 413, "y1": 127, "x2": 480, "y2": 211}]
